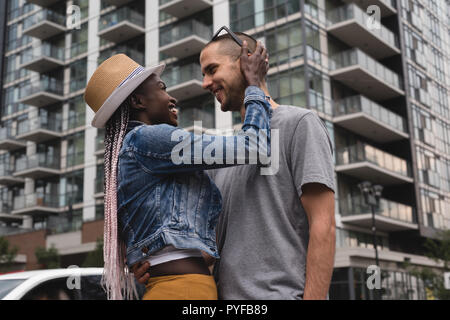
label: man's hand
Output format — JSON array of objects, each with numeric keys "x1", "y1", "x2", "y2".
[
  {"x1": 240, "y1": 40, "x2": 269, "y2": 87},
  {"x1": 131, "y1": 261, "x2": 150, "y2": 285}
]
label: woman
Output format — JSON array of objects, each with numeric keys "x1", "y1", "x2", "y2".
[{"x1": 84, "y1": 41, "x2": 270, "y2": 300}]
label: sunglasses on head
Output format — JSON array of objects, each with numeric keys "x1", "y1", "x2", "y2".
[{"x1": 210, "y1": 26, "x2": 253, "y2": 54}]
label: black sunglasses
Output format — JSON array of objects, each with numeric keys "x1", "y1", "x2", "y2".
[{"x1": 210, "y1": 26, "x2": 252, "y2": 54}]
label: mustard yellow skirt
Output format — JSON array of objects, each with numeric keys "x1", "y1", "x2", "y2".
[{"x1": 143, "y1": 274, "x2": 218, "y2": 300}]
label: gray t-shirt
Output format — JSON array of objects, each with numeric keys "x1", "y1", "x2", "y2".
[{"x1": 208, "y1": 105, "x2": 335, "y2": 300}]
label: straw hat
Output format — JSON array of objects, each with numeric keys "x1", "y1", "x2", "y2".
[{"x1": 84, "y1": 54, "x2": 165, "y2": 128}]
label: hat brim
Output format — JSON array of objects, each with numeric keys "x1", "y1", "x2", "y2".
[{"x1": 91, "y1": 64, "x2": 166, "y2": 128}]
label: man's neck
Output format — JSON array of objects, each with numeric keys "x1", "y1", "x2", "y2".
[{"x1": 239, "y1": 85, "x2": 279, "y2": 122}]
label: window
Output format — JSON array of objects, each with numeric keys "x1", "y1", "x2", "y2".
[
  {"x1": 230, "y1": 0, "x2": 300, "y2": 31},
  {"x1": 268, "y1": 67, "x2": 305, "y2": 107},
  {"x1": 69, "y1": 59, "x2": 87, "y2": 93},
  {"x1": 63, "y1": 169, "x2": 84, "y2": 205},
  {"x1": 72, "y1": 0, "x2": 89, "y2": 20},
  {"x1": 34, "y1": 178, "x2": 59, "y2": 208},
  {"x1": 66, "y1": 132, "x2": 85, "y2": 167},
  {"x1": 70, "y1": 23, "x2": 88, "y2": 58},
  {"x1": 420, "y1": 189, "x2": 447, "y2": 230},
  {"x1": 68, "y1": 96, "x2": 86, "y2": 129},
  {"x1": 255, "y1": 20, "x2": 303, "y2": 68}
]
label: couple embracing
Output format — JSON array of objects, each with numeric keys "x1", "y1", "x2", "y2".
[{"x1": 84, "y1": 30, "x2": 336, "y2": 300}]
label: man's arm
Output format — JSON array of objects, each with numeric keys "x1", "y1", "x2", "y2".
[{"x1": 300, "y1": 182, "x2": 336, "y2": 300}]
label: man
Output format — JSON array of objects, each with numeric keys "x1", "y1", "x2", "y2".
[{"x1": 133, "y1": 32, "x2": 335, "y2": 300}]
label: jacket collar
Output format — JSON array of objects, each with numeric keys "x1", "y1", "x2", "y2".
[{"x1": 126, "y1": 120, "x2": 146, "y2": 134}]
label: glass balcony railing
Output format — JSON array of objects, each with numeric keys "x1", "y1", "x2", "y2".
[
  {"x1": 17, "y1": 116, "x2": 62, "y2": 135},
  {"x1": 15, "y1": 153, "x2": 60, "y2": 172},
  {"x1": 0, "y1": 201, "x2": 13, "y2": 214},
  {"x1": 66, "y1": 152, "x2": 84, "y2": 167},
  {"x1": 98, "y1": 46, "x2": 144, "y2": 66},
  {"x1": 334, "y1": 95, "x2": 407, "y2": 133},
  {"x1": 327, "y1": 3, "x2": 399, "y2": 49},
  {"x1": 0, "y1": 164, "x2": 15, "y2": 177},
  {"x1": 99, "y1": 7, "x2": 145, "y2": 32},
  {"x1": 19, "y1": 76, "x2": 63, "y2": 99},
  {"x1": 48, "y1": 218, "x2": 83, "y2": 235},
  {"x1": 0, "y1": 127, "x2": 17, "y2": 141},
  {"x1": 23, "y1": 9, "x2": 66, "y2": 30},
  {"x1": 70, "y1": 41, "x2": 88, "y2": 58},
  {"x1": 21, "y1": 43, "x2": 65, "y2": 65},
  {"x1": 160, "y1": 19, "x2": 212, "y2": 47},
  {"x1": 340, "y1": 193, "x2": 416, "y2": 224},
  {"x1": 162, "y1": 63, "x2": 203, "y2": 88},
  {"x1": 336, "y1": 141, "x2": 411, "y2": 177},
  {"x1": 13, "y1": 193, "x2": 59, "y2": 211},
  {"x1": 330, "y1": 48, "x2": 403, "y2": 90}
]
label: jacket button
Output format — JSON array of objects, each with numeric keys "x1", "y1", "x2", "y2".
[{"x1": 141, "y1": 247, "x2": 149, "y2": 255}]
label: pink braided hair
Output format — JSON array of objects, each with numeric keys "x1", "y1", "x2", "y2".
[{"x1": 102, "y1": 99, "x2": 138, "y2": 300}]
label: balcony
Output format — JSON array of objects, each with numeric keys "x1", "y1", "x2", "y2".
[
  {"x1": 340, "y1": 196, "x2": 418, "y2": 232},
  {"x1": 0, "y1": 165, "x2": 25, "y2": 186},
  {"x1": 333, "y1": 95, "x2": 409, "y2": 143},
  {"x1": 162, "y1": 63, "x2": 204, "y2": 101},
  {"x1": 336, "y1": 142, "x2": 413, "y2": 185},
  {"x1": 20, "y1": 43, "x2": 65, "y2": 73},
  {"x1": 14, "y1": 154, "x2": 61, "y2": 179},
  {"x1": 0, "y1": 128, "x2": 27, "y2": 151},
  {"x1": 159, "y1": 0, "x2": 213, "y2": 19},
  {"x1": 22, "y1": 9, "x2": 66, "y2": 40},
  {"x1": 340, "y1": 0, "x2": 397, "y2": 17},
  {"x1": 12, "y1": 193, "x2": 60, "y2": 216},
  {"x1": 25, "y1": 0, "x2": 61, "y2": 7},
  {"x1": 16, "y1": 116, "x2": 63, "y2": 143},
  {"x1": 327, "y1": 4, "x2": 400, "y2": 59},
  {"x1": 98, "y1": 7, "x2": 145, "y2": 43},
  {"x1": 98, "y1": 45, "x2": 144, "y2": 66},
  {"x1": 330, "y1": 49, "x2": 404, "y2": 101},
  {"x1": 0, "y1": 214, "x2": 24, "y2": 226},
  {"x1": 19, "y1": 77, "x2": 64, "y2": 108},
  {"x1": 160, "y1": 19, "x2": 212, "y2": 59}
]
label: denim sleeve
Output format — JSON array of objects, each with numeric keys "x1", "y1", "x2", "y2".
[{"x1": 129, "y1": 86, "x2": 272, "y2": 174}]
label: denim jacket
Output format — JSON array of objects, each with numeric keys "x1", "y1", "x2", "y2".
[{"x1": 117, "y1": 86, "x2": 272, "y2": 267}]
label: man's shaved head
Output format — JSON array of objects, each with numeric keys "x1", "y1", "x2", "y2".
[{"x1": 202, "y1": 32, "x2": 258, "y2": 61}]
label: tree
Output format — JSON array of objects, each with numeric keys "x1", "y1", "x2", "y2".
[
  {"x1": 35, "y1": 246, "x2": 60, "y2": 269},
  {"x1": 0, "y1": 236, "x2": 18, "y2": 273},
  {"x1": 82, "y1": 238, "x2": 104, "y2": 267},
  {"x1": 404, "y1": 230, "x2": 450, "y2": 300}
]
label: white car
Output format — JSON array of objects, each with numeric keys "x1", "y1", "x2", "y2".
[{"x1": 0, "y1": 268, "x2": 107, "y2": 300}]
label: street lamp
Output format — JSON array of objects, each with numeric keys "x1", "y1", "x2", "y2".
[{"x1": 358, "y1": 181, "x2": 383, "y2": 267}]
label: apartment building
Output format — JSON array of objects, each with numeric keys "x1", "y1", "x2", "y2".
[{"x1": 0, "y1": 0, "x2": 448, "y2": 299}]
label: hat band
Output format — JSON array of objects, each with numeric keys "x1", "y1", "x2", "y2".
[{"x1": 117, "y1": 65, "x2": 145, "y2": 89}]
